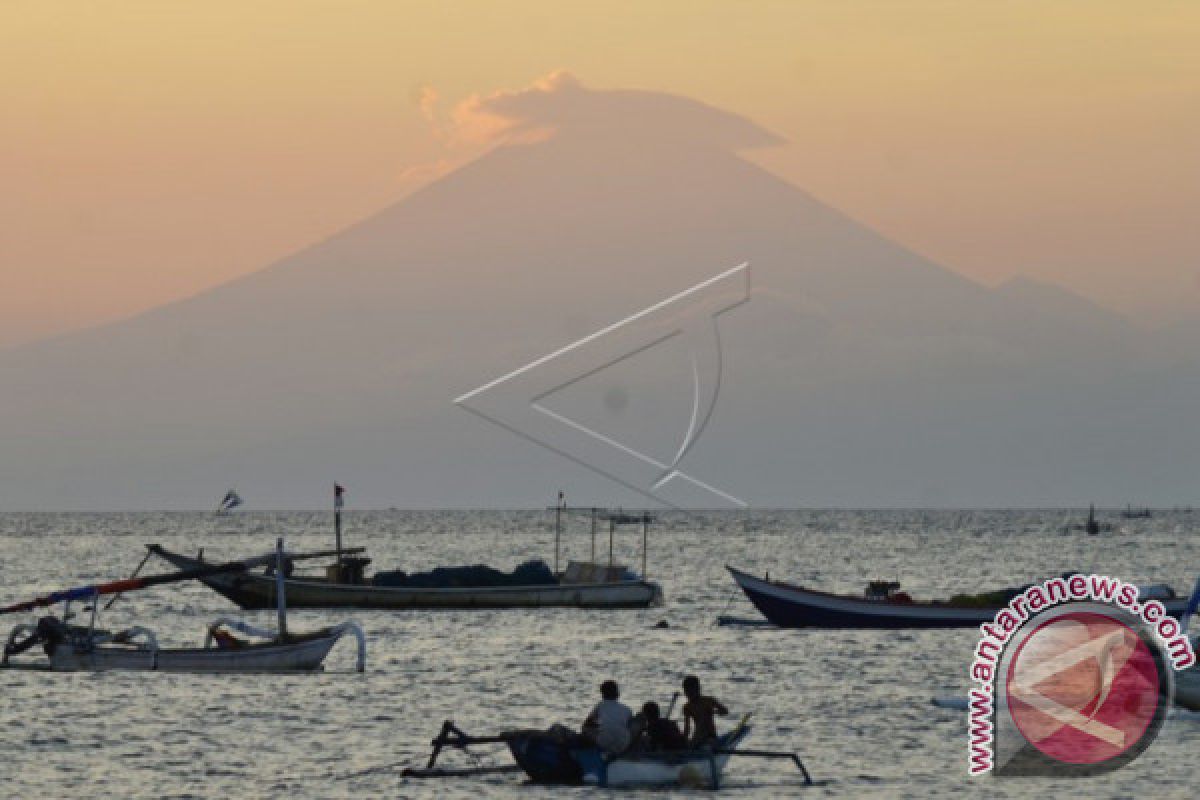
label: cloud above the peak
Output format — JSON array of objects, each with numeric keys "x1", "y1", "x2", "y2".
[{"x1": 421, "y1": 71, "x2": 784, "y2": 151}]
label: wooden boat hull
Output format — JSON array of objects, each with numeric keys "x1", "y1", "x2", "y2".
[
  {"x1": 150, "y1": 545, "x2": 663, "y2": 610},
  {"x1": 1174, "y1": 665, "x2": 1200, "y2": 710},
  {"x1": 45, "y1": 632, "x2": 340, "y2": 672},
  {"x1": 727, "y1": 566, "x2": 1192, "y2": 629},
  {"x1": 507, "y1": 728, "x2": 750, "y2": 789}
]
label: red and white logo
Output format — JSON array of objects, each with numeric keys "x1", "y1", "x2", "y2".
[{"x1": 1005, "y1": 610, "x2": 1162, "y2": 766}]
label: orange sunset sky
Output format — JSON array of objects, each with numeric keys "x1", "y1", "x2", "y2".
[{"x1": 2, "y1": 1, "x2": 1197, "y2": 349}]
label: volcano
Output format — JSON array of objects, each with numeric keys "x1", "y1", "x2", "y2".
[{"x1": 1, "y1": 75, "x2": 1193, "y2": 509}]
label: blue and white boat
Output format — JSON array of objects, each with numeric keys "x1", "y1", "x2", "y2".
[
  {"x1": 407, "y1": 717, "x2": 812, "y2": 790},
  {"x1": 727, "y1": 566, "x2": 1193, "y2": 629},
  {"x1": 508, "y1": 724, "x2": 753, "y2": 789}
]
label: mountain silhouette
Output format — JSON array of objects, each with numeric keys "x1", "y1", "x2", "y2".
[{"x1": 1, "y1": 75, "x2": 1193, "y2": 509}]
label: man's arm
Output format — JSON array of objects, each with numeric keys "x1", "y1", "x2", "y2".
[
  {"x1": 713, "y1": 698, "x2": 729, "y2": 716},
  {"x1": 682, "y1": 708, "x2": 693, "y2": 740}
]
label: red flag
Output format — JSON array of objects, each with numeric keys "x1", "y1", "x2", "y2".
[{"x1": 334, "y1": 483, "x2": 345, "y2": 509}]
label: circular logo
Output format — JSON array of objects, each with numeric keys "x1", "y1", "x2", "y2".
[{"x1": 1005, "y1": 610, "x2": 1167, "y2": 767}]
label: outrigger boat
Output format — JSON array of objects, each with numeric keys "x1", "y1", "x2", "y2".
[
  {"x1": 147, "y1": 491, "x2": 663, "y2": 610},
  {"x1": 406, "y1": 717, "x2": 812, "y2": 790},
  {"x1": 2, "y1": 539, "x2": 365, "y2": 673},
  {"x1": 726, "y1": 566, "x2": 1193, "y2": 629}
]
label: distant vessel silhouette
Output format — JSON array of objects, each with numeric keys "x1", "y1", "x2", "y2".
[
  {"x1": 1062, "y1": 504, "x2": 1113, "y2": 535},
  {"x1": 1121, "y1": 504, "x2": 1153, "y2": 519}
]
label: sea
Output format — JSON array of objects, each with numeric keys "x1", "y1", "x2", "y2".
[{"x1": 1, "y1": 509, "x2": 1198, "y2": 799}]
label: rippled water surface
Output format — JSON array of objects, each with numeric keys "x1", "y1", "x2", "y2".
[{"x1": 2, "y1": 510, "x2": 1199, "y2": 798}]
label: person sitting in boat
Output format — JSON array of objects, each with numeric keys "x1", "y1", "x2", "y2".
[
  {"x1": 636, "y1": 701, "x2": 686, "y2": 751},
  {"x1": 582, "y1": 679, "x2": 633, "y2": 754},
  {"x1": 681, "y1": 675, "x2": 728, "y2": 747}
]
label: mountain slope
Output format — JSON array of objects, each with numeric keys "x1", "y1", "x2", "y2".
[{"x1": 0, "y1": 79, "x2": 1189, "y2": 509}]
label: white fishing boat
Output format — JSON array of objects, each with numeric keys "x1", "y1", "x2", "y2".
[
  {"x1": 569, "y1": 726, "x2": 754, "y2": 789},
  {"x1": 1, "y1": 539, "x2": 366, "y2": 674},
  {"x1": 3, "y1": 616, "x2": 363, "y2": 673}
]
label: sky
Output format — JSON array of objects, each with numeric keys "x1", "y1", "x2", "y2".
[{"x1": 2, "y1": 1, "x2": 1198, "y2": 350}]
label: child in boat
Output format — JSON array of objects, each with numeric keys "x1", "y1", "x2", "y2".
[
  {"x1": 681, "y1": 675, "x2": 728, "y2": 747},
  {"x1": 638, "y1": 701, "x2": 686, "y2": 751},
  {"x1": 582, "y1": 679, "x2": 633, "y2": 754}
]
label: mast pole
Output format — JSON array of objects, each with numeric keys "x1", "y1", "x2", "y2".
[
  {"x1": 641, "y1": 512, "x2": 648, "y2": 578},
  {"x1": 609, "y1": 517, "x2": 615, "y2": 567},
  {"x1": 334, "y1": 483, "x2": 344, "y2": 579},
  {"x1": 590, "y1": 508, "x2": 597, "y2": 563},
  {"x1": 275, "y1": 537, "x2": 288, "y2": 640},
  {"x1": 554, "y1": 491, "x2": 563, "y2": 576}
]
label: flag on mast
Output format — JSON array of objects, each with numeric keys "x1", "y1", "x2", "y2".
[
  {"x1": 334, "y1": 483, "x2": 345, "y2": 510},
  {"x1": 217, "y1": 489, "x2": 243, "y2": 514}
]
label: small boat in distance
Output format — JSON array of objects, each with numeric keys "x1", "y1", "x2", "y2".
[
  {"x1": 1061, "y1": 504, "x2": 1113, "y2": 535},
  {"x1": 725, "y1": 566, "x2": 1192, "y2": 629},
  {"x1": 1121, "y1": 504, "x2": 1153, "y2": 519},
  {"x1": 2, "y1": 539, "x2": 365, "y2": 672},
  {"x1": 147, "y1": 489, "x2": 663, "y2": 610}
]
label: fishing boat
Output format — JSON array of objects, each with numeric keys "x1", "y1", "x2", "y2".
[
  {"x1": 1061, "y1": 504, "x2": 1113, "y2": 534},
  {"x1": 726, "y1": 566, "x2": 1193, "y2": 629},
  {"x1": 406, "y1": 718, "x2": 812, "y2": 790},
  {"x1": 2, "y1": 539, "x2": 365, "y2": 673},
  {"x1": 146, "y1": 490, "x2": 663, "y2": 610},
  {"x1": 1121, "y1": 504, "x2": 1153, "y2": 519}
]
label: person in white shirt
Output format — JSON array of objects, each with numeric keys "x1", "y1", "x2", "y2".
[{"x1": 582, "y1": 679, "x2": 633, "y2": 754}]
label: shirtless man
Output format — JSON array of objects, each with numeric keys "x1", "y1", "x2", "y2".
[{"x1": 681, "y1": 675, "x2": 728, "y2": 747}]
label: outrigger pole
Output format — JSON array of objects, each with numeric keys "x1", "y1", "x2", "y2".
[
  {"x1": 714, "y1": 748, "x2": 814, "y2": 786},
  {"x1": 0, "y1": 554, "x2": 277, "y2": 616},
  {"x1": 403, "y1": 720, "x2": 522, "y2": 779}
]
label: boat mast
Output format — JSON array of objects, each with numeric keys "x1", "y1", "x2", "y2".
[
  {"x1": 609, "y1": 516, "x2": 616, "y2": 566},
  {"x1": 590, "y1": 508, "x2": 597, "y2": 563},
  {"x1": 641, "y1": 512, "x2": 649, "y2": 578},
  {"x1": 275, "y1": 537, "x2": 288, "y2": 640},
  {"x1": 334, "y1": 483, "x2": 345, "y2": 576},
  {"x1": 554, "y1": 491, "x2": 564, "y2": 575}
]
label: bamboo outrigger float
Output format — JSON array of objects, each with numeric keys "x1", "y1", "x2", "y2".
[
  {"x1": 147, "y1": 490, "x2": 664, "y2": 610},
  {"x1": 2, "y1": 539, "x2": 365, "y2": 673}
]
